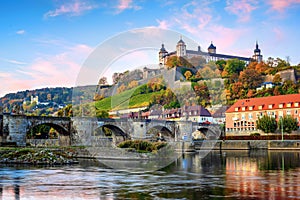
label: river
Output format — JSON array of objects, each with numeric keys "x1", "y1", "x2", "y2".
[{"x1": 1, "y1": 150, "x2": 300, "y2": 199}]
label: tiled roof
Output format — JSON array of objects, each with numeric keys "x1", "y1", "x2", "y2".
[
  {"x1": 183, "y1": 105, "x2": 211, "y2": 116},
  {"x1": 226, "y1": 94, "x2": 300, "y2": 113}
]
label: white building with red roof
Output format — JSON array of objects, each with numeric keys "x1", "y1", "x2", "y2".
[{"x1": 225, "y1": 94, "x2": 300, "y2": 135}]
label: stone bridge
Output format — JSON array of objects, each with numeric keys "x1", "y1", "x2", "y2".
[{"x1": 0, "y1": 114, "x2": 222, "y2": 146}]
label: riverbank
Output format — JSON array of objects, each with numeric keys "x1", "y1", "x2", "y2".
[{"x1": 0, "y1": 147, "x2": 81, "y2": 165}]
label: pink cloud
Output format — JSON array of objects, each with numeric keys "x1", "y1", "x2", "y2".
[
  {"x1": 268, "y1": 0, "x2": 300, "y2": 12},
  {"x1": 44, "y1": 0, "x2": 97, "y2": 18},
  {"x1": 156, "y1": 19, "x2": 171, "y2": 30},
  {"x1": 0, "y1": 44, "x2": 93, "y2": 97},
  {"x1": 115, "y1": 0, "x2": 141, "y2": 14},
  {"x1": 225, "y1": 0, "x2": 258, "y2": 22}
]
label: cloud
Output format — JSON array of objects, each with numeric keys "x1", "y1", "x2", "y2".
[
  {"x1": 16, "y1": 29, "x2": 25, "y2": 35},
  {"x1": 225, "y1": 0, "x2": 258, "y2": 22},
  {"x1": 156, "y1": 19, "x2": 171, "y2": 29},
  {"x1": 267, "y1": 0, "x2": 300, "y2": 12},
  {"x1": 44, "y1": 0, "x2": 98, "y2": 18},
  {"x1": 115, "y1": 0, "x2": 141, "y2": 14},
  {"x1": 0, "y1": 58, "x2": 27, "y2": 65},
  {"x1": 154, "y1": 1, "x2": 250, "y2": 54},
  {"x1": 0, "y1": 44, "x2": 93, "y2": 97}
]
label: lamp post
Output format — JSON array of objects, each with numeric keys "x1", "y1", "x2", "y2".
[{"x1": 280, "y1": 116, "x2": 284, "y2": 141}]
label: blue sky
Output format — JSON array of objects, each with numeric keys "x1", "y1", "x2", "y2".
[{"x1": 1, "y1": 0, "x2": 300, "y2": 97}]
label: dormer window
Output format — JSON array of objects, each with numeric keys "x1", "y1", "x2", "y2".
[
  {"x1": 235, "y1": 107, "x2": 239, "y2": 112},
  {"x1": 295, "y1": 102, "x2": 299, "y2": 107},
  {"x1": 242, "y1": 107, "x2": 246, "y2": 111},
  {"x1": 249, "y1": 106, "x2": 253, "y2": 111},
  {"x1": 279, "y1": 103, "x2": 283, "y2": 108},
  {"x1": 258, "y1": 105, "x2": 263, "y2": 110},
  {"x1": 268, "y1": 104, "x2": 273, "y2": 109},
  {"x1": 287, "y1": 103, "x2": 292, "y2": 108}
]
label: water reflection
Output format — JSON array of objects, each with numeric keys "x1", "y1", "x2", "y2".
[{"x1": 1, "y1": 151, "x2": 300, "y2": 199}]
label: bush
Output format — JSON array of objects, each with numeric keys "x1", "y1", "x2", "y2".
[
  {"x1": 117, "y1": 140, "x2": 166, "y2": 153},
  {"x1": 256, "y1": 115, "x2": 277, "y2": 133}
]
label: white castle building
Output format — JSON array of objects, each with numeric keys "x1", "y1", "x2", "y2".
[{"x1": 159, "y1": 37, "x2": 263, "y2": 65}]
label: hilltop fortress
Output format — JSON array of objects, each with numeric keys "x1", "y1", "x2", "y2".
[{"x1": 158, "y1": 37, "x2": 263, "y2": 65}]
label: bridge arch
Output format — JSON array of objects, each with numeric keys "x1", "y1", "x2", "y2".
[
  {"x1": 146, "y1": 125, "x2": 174, "y2": 141},
  {"x1": 26, "y1": 122, "x2": 70, "y2": 146},
  {"x1": 95, "y1": 124, "x2": 129, "y2": 143},
  {"x1": 198, "y1": 126, "x2": 220, "y2": 140}
]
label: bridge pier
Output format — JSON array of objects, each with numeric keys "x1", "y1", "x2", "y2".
[{"x1": 2, "y1": 114, "x2": 27, "y2": 146}]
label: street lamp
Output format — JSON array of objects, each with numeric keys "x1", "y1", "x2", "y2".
[{"x1": 280, "y1": 116, "x2": 284, "y2": 141}]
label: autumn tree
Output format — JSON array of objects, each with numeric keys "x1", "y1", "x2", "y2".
[
  {"x1": 98, "y1": 76, "x2": 108, "y2": 85},
  {"x1": 238, "y1": 68, "x2": 264, "y2": 89},
  {"x1": 128, "y1": 80, "x2": 138, "y2": 89},
  {"x1": 273, "y1": 74, "x2": 282, "y2": 84},
  {"x1": 117, "y1": 84, "x2": 126, "y2": 94},
  {"x1": 184, "y1": 70, "x2": 192, "y2": 80}
]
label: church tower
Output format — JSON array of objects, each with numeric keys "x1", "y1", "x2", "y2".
[
  {"x1": 176, "y1": 36, "x2": 186, "y2": 57},
  {"x1": 253, "y1": 41, "x2": 263, "y2": 62},
  {"x1": 159, "y1": 43, "x2": 168, "y2": 65}
]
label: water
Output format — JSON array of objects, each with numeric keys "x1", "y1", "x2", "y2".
[{"x1": 1, "y1": 150, "x2": 300, "y2": 199}]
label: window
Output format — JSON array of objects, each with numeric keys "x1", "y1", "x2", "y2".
[
  {"x1": 249, "y1": 106, "x2": 253, "y2": 111},
  {"x1": 287, "y1": 103, "x2": 292, "y2": 108},
  {"x1": 249, "y1": 113, "x2": 253, "y2": 119},
  {"x1": 295, "y1": 102, "x2": 299, "y2": 107},
  {"x1": 241, "y1": 114, "x2": 245, "y2": 120},
  {"x1": 242, "y1": 107, "x2": 246, "y2": 111},
  {"x1": 268, "y1": 104, "x2": 273, "y2": 109},
  {"x1": 235, "y1": 107, "x2": 239, "y2": 112},
  {"x1": 295, "y1": 110, "x2": 298, "y2": 115},
  {"x1": 279, "y1": 111, "x2": 283, "y2": 117},
  {"x1": 279, "y1": 103, "x2": 283, "y2": 108},
  {"x1": 258, "y1": 105, "x2": 263, "y2": 110},
  {"x1": 287, "y1": 110, "x2": 291, "y2": 115}
]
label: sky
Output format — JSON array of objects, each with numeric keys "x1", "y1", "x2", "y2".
[{"x1": 1, "y1": 0, "x2": 300, "y2": 97}]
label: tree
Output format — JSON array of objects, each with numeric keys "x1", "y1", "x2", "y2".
[
  {"x1": 223, "y1": 59, "x2": 246, "y2": 76},
  {"x1": 98, "y1": 76, "x2": 108, "y2": 85},
  {"x1": 273, "y1": 74, "x2": 282, "y2": 84},
  {"x1": 117, "y1": 84, "x2": 126, "y2": 94},
  {"x1": 184, "y1": 70, "x2": 192, "y2": 80},
  {"x1": 256, "y1": 115, "x2": 277, "y2": 133},
  {"x1": 216, "y1": 60, "x2": 226, "y2": 71},
  {"x1": 128, "y1": 80, "x2": 138, "y2": 89},
  {"x1": 96, "y1": 110, "x2": 109, "y2": 118},
  {"x1": 278, "y1": 115, "x2": 298, "y2": 133},
  {"x1": 238, "y1": 68, "x2": 264, "y2": 89}
]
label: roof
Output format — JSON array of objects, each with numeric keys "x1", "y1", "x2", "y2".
[
  {"x1": 226, "y1": 94, "x2": 300, "y2": 113},
  {"x1": 182, "y1": 105, "x2": 211, "y2": 117},
  {"x1": 208, "y1": 43, "x2": 216, "y2": 49},
  {"x1": 177, "y1": 39, "x2": 185, "y2": 44},
  {"x1": 212, "y1": 106, "x2": 230, "y2": 118}
]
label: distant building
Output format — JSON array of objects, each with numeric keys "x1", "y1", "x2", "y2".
[
  {"x1": 225, "y1": 94, "x2": 300, "y2": 135},
  {"x1": 30, "y1": 96, "x2": 39, "y2": 104},
  {"x1": 212, "y1": 105, "x2": 230, "y2": 124},
  {"x1": 256, "y1": 82, "x2": 276, "y2": 91},
  {"x1": 181, "y1": 105, "x2": 213, "y2": 123},
  {"x1": 159, "y1": 37, "x2": 263, "y2": 65}
]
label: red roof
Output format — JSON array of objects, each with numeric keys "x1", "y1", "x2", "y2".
[{"x1": 226, "y1": 94, "x2": 300, "y2": 113}]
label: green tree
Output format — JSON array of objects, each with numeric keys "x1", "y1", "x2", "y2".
[
  {"x1": 96, "y1": 110, "x2": 109, "y2": 118},
  {"x1": 278, "y1": 115, "x2": 298, "y2": 133},
  {"x1": 223, "y1": 59, "x2": 246, "y2": 76},
  {"x1": 256, "y1": 115, "x2": 277, "y2": 133}
]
